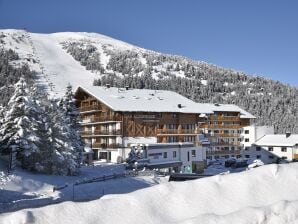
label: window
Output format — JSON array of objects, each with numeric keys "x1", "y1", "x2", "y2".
[
  {"x1": 163, "y1": 152, "x2": 167, "y2": 158},
  {"x1": 245, "y1": 138, "x2": 249, "y2": 142},
  {"x1": 256, "y1": 155, "x2": 261, "y2": 159},
  {"x1": 245, "y1": 147, "x2": 250, "y2": 151},
  {"x1": 245, "y1": 130, "x2": 249, "y2": 134},
  {"x1": 173, "y1": 151, "x2": 177, "y2": 158},
  {"x1": 191, "y1": 150, "x2": 196, "y2": 157},
  {"x1": 268, "y1": 155, "x2": 274, "y2": 159},
  {"x1": 245, "y1": 155, "x2": 250, "y2": 158},
  {"x1": 281, "y1": 147, "x2": 287, "y2": 152},
  {"x1": 281, "y1": 156, "x2": 287, "y2": 160},
  {"x1": 268, "y1": 147, "x2": 273, "y2": 152},
  {"x1": 256, "y1": 147, "x2": 261, "y2": 151},
  {"x1": 236, "y1": 155, "x2": 242, "y2": 159},
  {"x1": 187, "y1": 151, "x2": 190, "y2": 161}
]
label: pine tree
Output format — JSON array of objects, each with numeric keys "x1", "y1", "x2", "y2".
[{"x1": 0, "y1": 78, "x2": 42, "y2": 170}]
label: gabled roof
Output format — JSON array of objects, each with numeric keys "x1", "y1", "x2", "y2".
[
  {"x1": 255, "y1": 134, "x2": 298, "y2": 147},
  {"x1": 75, "y1": 86, "x2": 255, "y2": 118}
]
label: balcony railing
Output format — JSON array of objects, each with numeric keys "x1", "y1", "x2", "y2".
[
  {"x1": 206, "y1": 133, "x2": 241, "y2": 138},
  {"x1": 79, "y1": 105, "x2": 102, "y2": 112},
  {"x1": 81, "y1": 115, "x2": 122, "y2": 124},
  {"x1": 91, "y1": 143, "x2": 122, "y2": 149},
  {"x1": 210, "y1": 141, "x2": 242, "y2": 146},
  {"x1": 199, "y1": 124, "x2": 243, "y2": 129},
  {"x1": 206, "y1": 149, "x2": 241, "y2": 155},
  {"x1": 208, "y1": 115, "x2": 240, "y2": 121},
  {"x1": 157, "y1": 129, "x2": 198, "y2": 135},
  {"x1": 80, "y1": 130, "x2": 121, "y2": 136}
]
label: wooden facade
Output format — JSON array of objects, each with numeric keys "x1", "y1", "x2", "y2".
[{"x1": 75, "y1": 88, "x2": 253, "y2": 161}]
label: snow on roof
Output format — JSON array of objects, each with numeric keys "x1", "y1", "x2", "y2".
[
  {"x1": 199, "y1": 103, "x2": 256, "y2": 119},
  {"x1": 76, "y1": 86, "x2": 255, "y2": 118},
  {"x1": 76, "y1": 86, "x2": 213, "y2": 114},
  {"x1": 255, "y1": 134, "x2": 298, "y2": 147}
]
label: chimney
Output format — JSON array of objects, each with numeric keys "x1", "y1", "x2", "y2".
[
  {"x1": 177, "y1": 104, "x2": 182, "y2": 108},
  {"x1": 106, "y1": 84, "x2": 110, "y2": 88},
  {"x1": 286, "y1": 132, "x2": 291, "y2": 138},
  {"x1": 125, "y1": 86, "x2": 129, "y2": 90}
]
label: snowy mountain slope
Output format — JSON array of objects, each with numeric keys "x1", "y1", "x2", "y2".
[
  {"x1": 0, "y1": 29, "x2": 145, "y2": 97},
  {"x1": 1, "y1": 163, "x2": 298, "y2": 224},
  {"x1": 30, "y1": 33, "x2": 98, "y2": 97},
  {"x1": 1, "y1": 29, "x2": 298, "y2": 133}
]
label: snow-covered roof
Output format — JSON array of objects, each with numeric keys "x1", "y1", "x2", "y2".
[
  {"x1": 199, "y1": 103, "x2": 256, "y2": 119},
  {"x1": 76, "y1": 86, "x2": 255, "y2": 118},
  {"x1": 76, "y1": 86, "x2": 213, "y2": 114},
  {"x1": 255, "y1": 134, "x2": 298, "y2": 147}
]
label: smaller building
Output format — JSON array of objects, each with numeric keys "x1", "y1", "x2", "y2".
[
  {"x1": 243, "y1": 133, "x2": 298, "y2": 163},
  {"x1": 130, "y1": 142, "x2": 207, "y2": 173}
]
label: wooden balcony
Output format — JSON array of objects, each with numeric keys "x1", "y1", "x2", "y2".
[
  {"x1": 157, "y1": 129, "x2": 198, "y2": 135},
  {"x1": 210, "y1": 141, "x2": 242, "y2": 146},
  {"x1": 79, "y1": 105, "x2": 102, "y2": 113},
  {"x1": 206, "y1": 149, "x2": 241, "y2": 155},
  {"x1": 206, "y1": 133, "x2": 241, "y2": 138},
  {"x1": 80, "y1": 130, "x2": 121, "y2": 136},
  {"x1": 199, "y1": 124, "x2": 243, "y2": 129},
  {"x1": 91, "y1": 143, "x2": 122, "y2": 149},
  {"x1": 208, "y1": 115, "x2": 240, "y2": 122},
  {"x1": 81, "y1": 115, "x2": 122, "y2": 124}
]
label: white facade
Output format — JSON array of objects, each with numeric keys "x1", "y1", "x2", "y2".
[
  {"x1": 123, "y1": 137, "x2": 157, "y2": 147},
  {"x1": 132, "y1": 143, "x2": 206, "y2": 173},
  {"x1": 241, "y1": 125, "x2": 274, "y2": 149},
  {"x1": 242, "y1": 134, "x2": 298, "y2": 163}
]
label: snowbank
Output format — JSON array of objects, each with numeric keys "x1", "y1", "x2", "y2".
[{"x1": 2, "y1": 163, "x2": 298, "y2": 223}]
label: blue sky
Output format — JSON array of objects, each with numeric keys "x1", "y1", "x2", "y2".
[{"x1": 0, "y1": 0, "x2": 297, "y2": 86}]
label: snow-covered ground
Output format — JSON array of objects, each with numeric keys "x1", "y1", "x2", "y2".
[
  {"x1": 1, "y1": 163, "x2": 298, "y2": 223},
  {"x1": 0, "y1": 159, "x2": 166, "y2": 213}
]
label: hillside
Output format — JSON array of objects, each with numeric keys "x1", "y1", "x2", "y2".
[
  {"x1": 1, "y1": 163, "x2": 298, "y2": 224},
  {"x1": 0, "y1": 29, "x2": 297, "y2": 133}
]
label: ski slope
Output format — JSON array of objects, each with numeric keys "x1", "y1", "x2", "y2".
[
  {"x1": 1, "y1": 163, "x2": 298, "y2": 224},
  {"x1": 30, "y1": 33, "x2": 98, "y2": 97},
  {"x1": 0, "y1": 29, "x2": 143, "y2": 97}
]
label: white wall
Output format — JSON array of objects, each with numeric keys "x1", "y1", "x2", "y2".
[
  {"x1": 123, "y1": 137, "x2": 157, "y2": 147},
  {"x1": 241, "y1": 125, "x2": 275, "y2": 148},
  {"x1": 145, "y1": 146, "x2": 206, "y2": 168},
  {"x1": 243, "y1": 145, "x2": 294, "y2": 163}
]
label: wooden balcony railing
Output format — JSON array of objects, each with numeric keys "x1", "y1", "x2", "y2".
[
  {"x1": 80, "y1": 130, "x2": 121, "y2": 136},
  {"x1": 208, "y1": 115, "x2": 240, "y2": 121},
  {"x1": 210, "y1": 141, "x2": 242, "y2": 146},
  {"x1": 79, "y1": 105, "x2": 102, "y2": 112},
  {"x1": 91, "y1": 143, "x2": 122, "y2": 149},
  {"x1": 81, "y1": 115, "x2": 122, "y2": 124},
  {"x1": 199, "y1": 124, "x2": 243, "y2": 129},
  {"x1": 206, "y1": 133, "x2": 241, "y2": 138},
  {"x1": 157, "y1": 129, "x2": 198, "y2": 135},
  {"x1": 206, "y1": 149, "x2": 241, "y2": 155}
]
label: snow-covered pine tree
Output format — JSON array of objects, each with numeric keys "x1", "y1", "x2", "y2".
[
  {"x1": 55, "y1": 84, "x2": 84, "y2": 172},
  {"x1": 0, "y1": 78, "x2": 42, "y2": 170}
]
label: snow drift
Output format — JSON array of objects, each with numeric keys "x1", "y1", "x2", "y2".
[{"x1": 1, "y1": 163, "x2": 298, "y2": 223}]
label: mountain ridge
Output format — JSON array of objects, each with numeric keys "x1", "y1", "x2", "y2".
[{"x1": 0, "y1": 29, "x2": 297, "y2": 133}]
